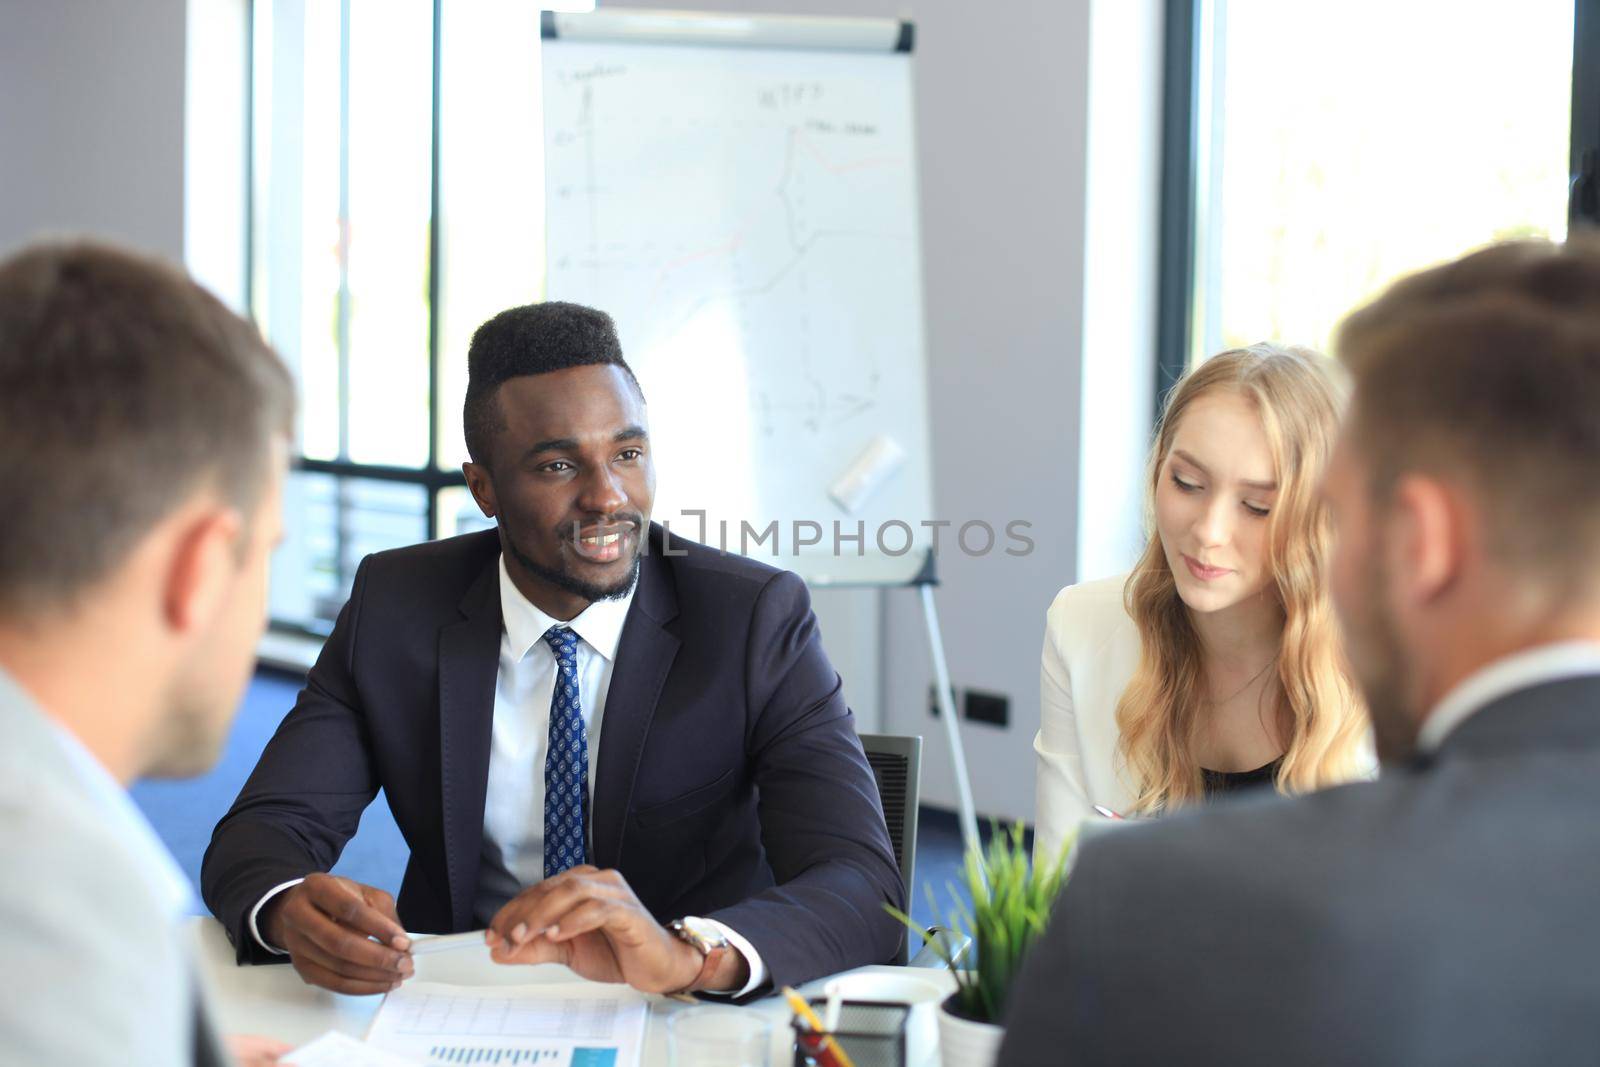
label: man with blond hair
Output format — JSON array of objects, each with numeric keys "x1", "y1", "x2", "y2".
[{"x1": 1001, "y1": 238, "x2": 1600, "y2": 1066}]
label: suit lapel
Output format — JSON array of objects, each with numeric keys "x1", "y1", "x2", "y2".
[
  {"x1": 592, "y1": 527, "x2": 681, "y2": 870},
  {"x1": 438, "y1": 557, "x2": 503, "y2": 930}
]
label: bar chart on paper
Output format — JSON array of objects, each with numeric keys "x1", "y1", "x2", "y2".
[
  {"x1": 365, "y1": 982, "x2": 647, "y2": 1067},
  {"x1": 424, "y1": 1049, "x2": 612, "y2": 1065}
]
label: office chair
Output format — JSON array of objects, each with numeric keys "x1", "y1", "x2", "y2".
[{"x1": 859, "y1": 733, "x2": 971, "y2": 969}]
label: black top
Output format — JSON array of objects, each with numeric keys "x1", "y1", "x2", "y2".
[{"x1": 1202, "y1": 757, "x2": 1282, "y2": 797}]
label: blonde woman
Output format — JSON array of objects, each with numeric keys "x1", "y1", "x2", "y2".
[{"x1": 1033, "y1": 344, "x2": 1370, "y2": 862}]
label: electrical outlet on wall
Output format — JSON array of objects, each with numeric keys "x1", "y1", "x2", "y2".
[
  {"x1": 928, "y1": 683, "x2": 1010, "y2": 728},
  {"x1": 964, "y1": 688, "x2": 1010, "y2": 728}
]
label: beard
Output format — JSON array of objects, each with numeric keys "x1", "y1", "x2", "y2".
[
  {"x1": 144, "y1": 636, "x2": 253, "y2": 779},
  {"x1": 144, "y1": 688, "x2": 232, "y2": 779},
  {"x1": 503, "y1": 524, "x2": 641, "y2": 604},
  {"x1": 1345, "y1": 550, "x2": 1418, "y2": 765}
]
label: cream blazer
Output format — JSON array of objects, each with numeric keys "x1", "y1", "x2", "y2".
[
  {"x1": 1032, "y1": 573, "x2": 1140, "y2": 864},
  {"x1": 1032, "y1": 574, "x2": 1380, "y2": 864}
]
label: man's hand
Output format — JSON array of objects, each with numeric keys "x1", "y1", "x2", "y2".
[
  {"x1": 225, "y1": 1034, "x2": 291, "y2": 1066},
  {"x1": 261, "y1": 873, "x2": 413, "y2": 995},
  {"x1": 484, "y1": 866, "x2": 749, "y2": 994}
]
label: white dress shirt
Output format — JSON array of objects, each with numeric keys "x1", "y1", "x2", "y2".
[
  {"x1": 475, "y1": 556, "x2": 634, "y2": 913},
  {"x1": 251, "y1": 555, "x2": 766, "y2": 994},
  {"x1": 1417, "y1": 640, "x2": 1600, "y2": 752}
]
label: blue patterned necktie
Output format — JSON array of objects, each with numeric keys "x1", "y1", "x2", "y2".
[{"x1": 541, "y1": 625, "x2": 589, "y2": 878}]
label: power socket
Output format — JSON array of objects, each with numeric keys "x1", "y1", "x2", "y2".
[
  {"x1": 964, "y1": 688, "x2": 1010, "y2": 728},
  {"x1": 928, "y1": 684, "x2": 1010, "y2": 728}
]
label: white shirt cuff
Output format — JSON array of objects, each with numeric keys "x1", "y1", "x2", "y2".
[
  {"x1": 247, "y1": 878, "x2": 306, "y2": 955},
  {"x1": 696, "y1": 918, "x2": 767, "y2": 998}
]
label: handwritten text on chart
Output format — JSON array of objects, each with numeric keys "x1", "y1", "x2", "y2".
[{"x1": 759, "y1": 82, "x2": 824, "y2": 108}]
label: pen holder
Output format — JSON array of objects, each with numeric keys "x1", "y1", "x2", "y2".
[{"x1": 792, "y1": 999, "x2": 909, "y2": 1067}]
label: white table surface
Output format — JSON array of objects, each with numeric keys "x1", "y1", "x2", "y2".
[{"x1": 191, "y1": 917, "x2": 954, "y2": 1066}]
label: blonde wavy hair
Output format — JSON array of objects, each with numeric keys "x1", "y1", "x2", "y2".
[{"x1": 1115, "y1": 344, "x2": 1368, "y2": 813}]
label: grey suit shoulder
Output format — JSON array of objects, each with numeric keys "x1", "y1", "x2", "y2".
[{"x1": 1002, "y1": 676, "x2": 1600, "y2": 1067}]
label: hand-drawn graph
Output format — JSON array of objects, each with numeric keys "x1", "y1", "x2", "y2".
[{"x1": 543, "y1": 40, "x2": 933, "y2": 564}]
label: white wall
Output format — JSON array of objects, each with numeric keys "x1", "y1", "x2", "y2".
[
  {"x1": 876, "y1": 0, "x2": 1090, "y2": 824},
  {"x1": 0, "y1": 0, "x2": 189, "y2": 259},
  {"x1": 1077, "y1": 0, "x2": 1165, "y2": 584}
]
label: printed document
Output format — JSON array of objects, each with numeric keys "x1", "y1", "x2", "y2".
[{"x1": 365, "y1": 981, "x2": 648, "y2": 1067}]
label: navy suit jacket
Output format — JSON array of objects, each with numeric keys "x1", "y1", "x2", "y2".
[{"x1": 202, "y1": 524, "x2": 905, "y2": 989}]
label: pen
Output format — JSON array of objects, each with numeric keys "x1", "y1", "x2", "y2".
[
  {"x1": 1093, "y1": 804, "x2": 1124, "y2": 820},
  {"x1": 782, "y1": 986, "x2": 857, "y2": 1067},
  {"x1": 823, "y1": 987, "x2": 843, "y2": 1033}
]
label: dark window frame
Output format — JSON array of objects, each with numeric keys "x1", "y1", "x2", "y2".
[
  {"x1": 1573, "y1": 0, "x2": 1600, "y2": 230},
  {"x1": 1154, "y1": 0, "x2": 1200, "y2": 421},
  {"x1": 1155, "y1": 0, "x2": 1600, "y2": 420}
]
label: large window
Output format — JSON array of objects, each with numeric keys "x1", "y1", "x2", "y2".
[
  {"x1": 1160, "y1": 0, "x2": 1600, "y2": 393},
  {"x1": 251, "y1": 0, "x2": 557, "y2": 634}
]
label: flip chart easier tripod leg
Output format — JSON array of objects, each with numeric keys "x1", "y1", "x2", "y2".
[{"x1": 920, "y1": 583, "x2": 980, "y2": 860}]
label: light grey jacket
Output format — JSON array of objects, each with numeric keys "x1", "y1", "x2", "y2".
[
  {"x1": 1002, "y1": 675, "x2": 1600, "y2": 1067},
  {"x1": 0, "y1": 670, "x2": 227, "y2": 1067}
]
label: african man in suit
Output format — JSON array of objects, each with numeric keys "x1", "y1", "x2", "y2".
[{"x1": 202, "y1": 301, "x2": 904, "y2": 999}]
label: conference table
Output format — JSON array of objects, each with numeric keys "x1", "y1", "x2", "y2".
[{"x1": 191, "y1": 918, "x2": 956, "y2": 1066}]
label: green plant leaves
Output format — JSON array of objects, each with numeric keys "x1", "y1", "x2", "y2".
[{"x1": 886, "y1": 821, "x2": 1073, "y2": 1025}]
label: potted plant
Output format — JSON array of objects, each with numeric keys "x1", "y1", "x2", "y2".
[{"x1": 891, "y1": 823, "x2": 1071, "y2": 1067}]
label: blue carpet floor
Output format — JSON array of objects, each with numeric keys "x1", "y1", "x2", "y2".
[{"x1": 132, "y1": 669, "x2": 988, "y2": 932}]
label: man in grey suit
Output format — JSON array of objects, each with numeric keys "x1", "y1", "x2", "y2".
[
  {"x1": 1001, "y1": 238, "x2": 1600, "y2": 1066},
  {"x1": 0, "y1": 241, "x2": 295, "y2": 1066}
]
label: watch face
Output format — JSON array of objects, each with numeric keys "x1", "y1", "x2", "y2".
[{"x1": 679, "y1": 916, "x2": 728, "y2": 948}]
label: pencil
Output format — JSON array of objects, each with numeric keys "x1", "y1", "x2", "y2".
[{"x1": 781, "y1": 986, "x2": 857, "y2": 1067}]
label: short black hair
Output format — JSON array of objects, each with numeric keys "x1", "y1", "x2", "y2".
[
  {"x1": 0, "y1": 239, "x2": 294, "y2": 612},
  {"x1": 462, "y1": 301, "x2": 642, "y2": 465}
]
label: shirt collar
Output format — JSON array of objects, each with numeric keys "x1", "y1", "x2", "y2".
[
  {"x1": 498, "y1": 554, "x2": 636, "y2": 664},
  {"x1": 1418, "y1": 640, "x2": 1600, "y2": 752},
  {"x1": 0, "y1": 668, "x2": 195, "y2": 919}
]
